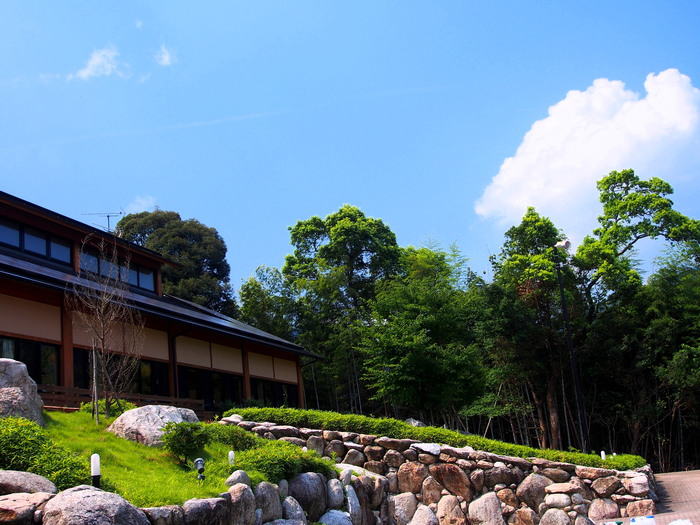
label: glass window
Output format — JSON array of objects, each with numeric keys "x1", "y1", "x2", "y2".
[
  {"x1": 80, "y1": 252, "x2": 99, "y2": 274},
  {"x1": 139, "y1": 267, "x2": 155, "y2": 291},
  {"x1": 0, "y1": 218, "x2": 20, "y2": 247},
  {"x1": 1, "y1": 336, "x2": 59, "y2": 386},
  {"x1": 99, "y1": 259, "x2": 119, "y2": 280},
  {"x1": 50, "y1": 237, "x2": 71, "y2": 263},
  {"x1": 128, "y1": 267, "x2": 139, "y2": 287},
  {"x1": 24, "y1": 227, "x2": 47, "y2": 255}
]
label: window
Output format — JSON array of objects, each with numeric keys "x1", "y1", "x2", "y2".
[
  {"x1": 50, "y1": 237, "x2": 71, "y2": 263},
  {"x1": 0, "y1": 216, "x2": 72, "y2": 265},
  {"x1": 79, "y1": 248, "x2": 156, "y2": 292},
  {"x1": 177, "y1": 365, "x2": 244, "y2": 409},
  {"x1": 138, "y1": 267, "x2": 155, "y2": 291},
  {"x1": 0, "y1": 218, "x2": 20, "y2": 247},
  {"x1": 24, "y1": 227, "x2": 47, "y2": 256},
  {"x1": 1, "y1": 336, "x2": 59, "y2": 385}
]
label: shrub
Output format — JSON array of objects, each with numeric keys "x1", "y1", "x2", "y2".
[
  {"x1": 205, "y1": 423, "x2": 259, "y2": 451},
  {"x1": 0, "y1": 416, "x2": 89, "y2": 490},
  {"x1": 162, "y1": 422, "x2": 210, "y2": 463},
  {"x1": 235, "y1": 440, "x2": 337, "y2": 483},
  {"x1": 79, "y1": 399, "x2": 137, "y2": 418}
]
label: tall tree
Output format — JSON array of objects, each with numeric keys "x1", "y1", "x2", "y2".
[{"x1": 117, "y1": 210, "x2": 237, "y2": 316}]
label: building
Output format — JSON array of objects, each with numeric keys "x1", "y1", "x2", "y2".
[{"x1": 0, "y1": 191, "x2": 317, "y2": 412}]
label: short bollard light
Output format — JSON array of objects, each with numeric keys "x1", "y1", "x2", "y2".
[
  {"x1": 91, "y1": 453, "x2": 101, "y2": 489},
  {"x1": 228, "y1": 450, "x2": 235, "y2": 465},
  {"x1": 194, "y1": 457, "x2": 205, "y2": 482}
]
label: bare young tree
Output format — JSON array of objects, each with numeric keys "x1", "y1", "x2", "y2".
[{"x1": 65, "y1": 236, "x2": 144, "y2": 422}]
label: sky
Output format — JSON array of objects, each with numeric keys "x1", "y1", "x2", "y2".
[{"x1": 2, "y1": 2, "x2": 699, "y2": 288}]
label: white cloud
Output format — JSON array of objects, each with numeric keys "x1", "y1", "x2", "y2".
[
  {"x1": 475, "y1": 69, "x2": 700, "y2": 243},
  {"x1": 125, "y1": 195, "x2": 156, "y2": 215},
  {"x1": 69, "y1": 46, "x2": 126, "y2": 80},
  {"x1": 154, "y1": 45, "x2": 176, "y2": 67},
  {"x1": 135, "y1": 20, "x2": 143, "y2": 29}
]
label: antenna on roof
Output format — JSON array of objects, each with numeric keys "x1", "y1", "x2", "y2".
[{"x1": 83, "y1": 211, "x2": 124, "y2": 232}]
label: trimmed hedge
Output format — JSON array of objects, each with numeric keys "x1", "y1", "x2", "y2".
[{"x1": 225, "y1": 407, "x2": 646, "y2": 470}]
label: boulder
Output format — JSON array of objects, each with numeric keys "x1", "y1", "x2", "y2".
[
  {"x1": 421, "y1": 476, "x2": 444, "y2": 505},
  {"x1": 346, "y1": 485, "x2": 362, "y2": 525},
  {"x1": 255, "y1": 481, "x2": 283, "y2": 523},
  {"x1": 391, "y1": 492, "x2": 418, "y2": 525},
  {"x1": 587, "y1": 498, "x2": 619, "y2": 521},
  {"x1": 42, "y1": 485, "x2": 149, "y2": 525},
  {"x1": 539, "y1": 508, "x2": 571, "y2": 525},
  {"x1": 319, "y1": 510, "x2": 354, "y2": 525},
  {"x1": 516, "y1": 473, "x2": 552, "y2": 511},
  {"x1": 412, "y1": 443, "x2": 441, "y2": 456},
  {"x1": 573, "y1": 466, "x2": 615, "y2": 480},
  {"x1": 436, "y1": 495, "x2": 467, "y2": 525},
  {"x1": 283, "y1": 496, "x2": 308, "y2": 525},
  {"x1": 398, "y1": 463, "x2": 429, "y2": 494},
  {"x1": 228, "y1": 484, "x2": 256, "y2": 525},
  {"x1": 468, "y1": 492, "x2": 504, "y2": 525},
  {"x1": 343, "y1": 449, "x2": 366, "y2": 467},
  {"x1": 622, "y1": 475, "x2": 650, "y2": 498},
  {"x1": 289, "y1": 472, "x2": 328, "y2": 522},
  {"x1": 106, "y1": 405, "x2": 199, "y2": 446},
  {"x1": 626, "y1": 499, "x2": 656, "y2": 517},
  {"x1": 307, "y1": 435, "x2": 326, "y2": 456},
  {"x1": 0, "y1": 492, "x2": 53, "y2": 524},
  {"x1": 0, "y1": 359, "x2": 44, "y2": 425},
  {"x1": 328, "y1": 479, "x2": 345, "y2": 509},
  {"x1": 0, "y1": 470, "x2": 57, "y2": 495},
  {"x1": 405, "y1": 418, "x2": 427, "y2": 427},
  {"x1": 429, "y1": 464, "x2": 473, "y2": 501},
  {"x1": 512, "y1": 507, "x2": 538, "y2": 525},
  {"x1": 226, "y1": 469, "x2": 252, "y2": 487},
  {"x1": 541, "y1": 468, "x2": 570, "y2": 483},
  {"x1": 141, "y1": 505, "x2": 185, "y2": 525},
  {"x1": 590, "y1": 476, "x2": 621, "y2": 498},
  {"x1": 182, "y1": 496, "x2": 229, "y2": 525},
  {"x1": 408, "y1": 504, "x2": 439, "y2": 525}
]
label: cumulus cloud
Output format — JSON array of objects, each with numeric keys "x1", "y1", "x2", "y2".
[
  {"x1": 69, "y1": 46, "x2": 126, "y2": 80},
  {"x1": 475, "y1": 69, "x2": 700, "y2": 243},
  {"x1": 125, "y1": 195, "x2": 156, "y2": 214},
  {"x1": 154, "y1": 45, "x2": 176, "y2": 66}
]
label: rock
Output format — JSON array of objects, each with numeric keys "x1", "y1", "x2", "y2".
[
  {"x1": 587, "y1": 498, "x2": 620, "y2": 521},
  {"x1": 484, "y1": 466, "x2": 516, "y2": 488},
  {"x1": 308, "y1": 435, "x2": 326, "y2": 456},
  {"x1": 376, "y1": 437, "x2": 416, "y2": 452},
  {"x1": 539, "y1": 508, "x2": 570, "y2": 525},
  {"x1": 0, "y1": 359, "x2": 44, "y2": 425},
  {"x1": 358, "y1": 434, "x2": 377, "y2": 445},
  {"x1": 468, "y1": 492, "x2": 504, "y2": 525},
  {"x1": 404, "y1": 449, "x2": 419, "y2": 462},
  {"x1": 545, "y1": 481, "x2": 583, "y2": 495},
  {"x1": 398, "y1": 463, "x2": 430, "y2": 494},
  {"x1": 436, "y1": 495, "x2": 467, "y2": 525},
  {"x1": 440, "y1": 445, "x2": 474, "y2": 460},
  {"x1": 512, "y1": 507, "x2": 538, "y2": 525},
  {"x1": 324, "y1": 431, "x2": 343, "y2": 441},
  {"x1": 516, "y1": 473, "x2": 552, "y2": 511},
  {"x1": 270, "y1": 425, "x2": 300, "y2": 438},
  {"x1": 283, "y1": 496, "x2": 308, "y2": 525},
  {"x1": 341, "y1": 432, "x2": 359, "y2": 442},
  {"x1": 590, "y1": 476, "x2": 621, "y2": 498},
  {"x1": 319, "y1": 510, "x2": 354, "y2": 525},
  {"x1": 0, "y1": 492, "x2": 53, "y2": 524},
  {"x1": 343, "y1": 449, "x2": 367, "y2": 467},
  {"x1": 429, "y1": 464, "x2": 473, "y2": 501},
  {"x1": 346, "y1": 485, "x2": 362, "y2": 525},
  {"x1": 226, "y1": 469, "x2": 252, "y2": 487},
  {"x1": 573, "y1": 517, "x2": 594, "y2": 525},
  {"x1": 142, "y1": 505, "x2": 186, "y2": 525},
  {"x1": 106, "y1": 405, "x2": 199, "y2": 446},
  {"x1": 470, "y1": 469, "x2": 485, "y2": 493},
  {"x1": 0, "y1": 470, "x2": 57, "y2": 495},
  {"x1": 419, "y1": 454, "x2": 439, "y2": 465},
  {"x1": 541, "y1": 469, "x2": 570, "y2": 483},
  {"x1": 421, "y1": 477, "x2": 444, "y2": 505},
  {"x1": 544, "y1": 493, "x2": 571, "y2": 509},
  {"x1": 43, "y1": 485, "x2": 149, "y2": 525},
  {"x1": 279, "y1": 479, "x2": 289, "y2": 499},
  {"x1": 391, "y1": 493, "x2": 418, "y2": 525},
  {"x1": 325, "y1": 440, "x2": 348, "y2": 462},
  {"x1": 405, "y1": 418, "x2": 427, "y2": 427},
  {"x1": 408, "y1": 504, "x2": 439, "y2": 525},
  {"x1": 626, "y1": 499, "x2": 656, "y2": 517},
  {"x1": 385, "y1": 450, "x2": 406, "y2": 468},
  {"x1": 289, "y1": 472, "x2": 328, "y2": 522},
  {"x1": 267, "y1": 520, "x2": 306, "y2": 525},
  {"x1": 496, "y1": 489, "x2": 519, "y2": 508},
  {"x1": 220, "y1": 413, "x2": 243, "y2": 424},
  {"x1": 573, "y1": 466, "x2": 616, "y2": 480},
  {"x1": 622, "y1": 476, "x2": 649, "y2": 498},
  {"x1": 228, "y1": 483, "x2": 256, "y2": 525},
  {"x1": 255, "y1": 481, "x2": 283, "y2": 523},
  {"x1": 281, "y1": 437, "x2": 308, "y2": 447},
  {"x1": 255, "y1": 508, "x2": 264, "y2": 525},
  {"x1": 328, "y1": 479, "x2": 345, "y2": 509},
  {"x1": 412, "y1": 443, "x2": 441, "y2": 456},
  {"x1": 183, "y1": 497, "x2": 229, "y2": 525},
  {"x1": 365, "y1": 461, "x2": 387, "y2": 475}
]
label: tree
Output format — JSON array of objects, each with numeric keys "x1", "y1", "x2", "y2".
[
  {"x1": 116, "y1": 210, "x2": 237, "y2": 316},
  {"x1": 65, "y1": 237, "x2": 144, "y2": 422},
  {"x1": 239, "y1": 266, "x2": 296, "y2": 341}
]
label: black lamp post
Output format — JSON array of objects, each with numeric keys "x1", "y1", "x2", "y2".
[{"x1": 553, "y1": 240, "x2": 589, "y2": 453}]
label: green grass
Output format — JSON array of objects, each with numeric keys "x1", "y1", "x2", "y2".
[{"x1": 44, "y1": 412, "x2": 238, "y2": 507}]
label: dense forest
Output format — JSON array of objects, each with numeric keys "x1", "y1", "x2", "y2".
[{"x1": 120, "y1": 170, "x2": 700, "y2": 472}]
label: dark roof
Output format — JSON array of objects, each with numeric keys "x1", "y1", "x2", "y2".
[{"x1": 0, "y1": 251, "x2": 320, "y2": 360}]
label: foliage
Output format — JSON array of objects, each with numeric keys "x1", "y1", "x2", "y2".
[
  {"x1": 0, "y1": 416, "x2": 89, "y2": 490},
  {"x1": 234, "y1": 439, "x2": 337, "y2": 483},
  {"x1": 80, "y1": 399, "x2": 137, "y2": 418},
  {"x1": 162, "y1": 422, "x2": 211, "y2": 463},
  {"x1": 117, "y1": 210, "x2": 237, "y2": 316},
  {"x1": 205, "y1": 423, "x2": 260, "y2": 451}
]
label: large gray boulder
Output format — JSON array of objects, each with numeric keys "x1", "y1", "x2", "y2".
[
  {"x1": 0, "y1": 358, "x2": 44, "y2": 425},
  {"x1": 0, "y1": 470, "x2": 57, "y2": 495},
  {"x1": 228, "y1": 483, "x2": 256, "y2": 525},
  {"x1": 319, "y1": 510, "x2": 353, "y2": 525},
  {"x1": 468, "y1": 492, "x2": 505, "y2": 525},
  {"x1": 106, "y1": 405, "x2": 199, "y2": 446},
  {"x1": 255, "y1": 481, "x2": 283, "y2": 523},
  {"x1": 288, "y1": 472, "x2": 328, "y2": 522},
  {"x1": 42, "y1": 485, "x2": 149, "y2": 525},
  {"x1": 0, "y1": 492, "x2": 53, "y2": 524}
]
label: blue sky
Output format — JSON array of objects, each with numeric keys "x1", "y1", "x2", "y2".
[{"x1": 2, "y1": 2, "x2": 699, "y2": 287}]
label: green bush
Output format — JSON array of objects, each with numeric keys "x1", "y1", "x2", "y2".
[
  {"x1": 226, "y1": 407, "x2": 648, "y2": 470},
  {"x1": 0, "y1": 416, "x2": 89, "y2": 490},
  {"x1": 79, "y1": 399, "x2": 137, "y2": 418},
  {"x1": 162, "y1": 422, "x2": 210, "y2": 463},
  {"x1": 205, "y1": 423, "x2": 259, "y2": 451},
  {"x1": 235, "y1": 439, "x2": 336, "y2": 484}
]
